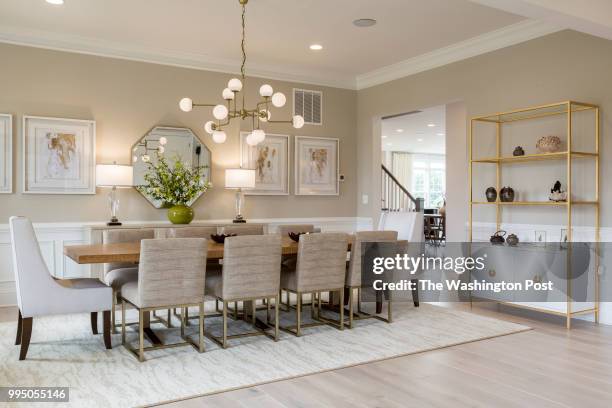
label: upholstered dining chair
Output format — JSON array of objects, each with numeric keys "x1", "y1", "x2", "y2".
[
  {"x1": 218, "y1": 224, "x2": 264, "y2": 236},
  {"x1": 346, "y1": 231, "x2": 410, "y2": 328},
  {"x1": 120, "y1": 238, "x2": 207, "y2": 362},
  {"x1": 9, "y1": 216, "x2": 112, "y2": 360},
  {"x1": 280, "y1": 233, "x2": 348, "y2": 336},
  {"x1": 103, "y1": 228, "x2": 155, "y2": 332},
  {"x1": 205, "y1": 234, "x2": 281, "y2": 348}
]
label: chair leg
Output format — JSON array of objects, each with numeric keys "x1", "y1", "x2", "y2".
[
  {"x1": 233, "y1": 301, "x2": 238, "y2": 320},
  {"x1": 411, "y1": 278, "x2": 420, "y2": 307},
  {"x1": 184, "y1": 307, "x2": 190, "y2": 326},
  {"x1": 90, "y1": 312, "x2": 98, "y2": 335},
  {"x1": 274, "y1": 295, "x2": 279, "y2": 341},
  {"x1": 111, "y1": 289, "x2": 117, "y2": 334},
  {"x1": 15, "y1": 310, "x2": 22, "y2": 345},
  {"x1": 222, "y1": 301, "x2": 228, "y2": 349},
  {"x1": 103, "y1": 310, "x2": 112, "y2": 349},
  {"x1": 19, "y1": 316, "x2": 33, "y2": 361},
  {"x1": 357, "y1": 287, "x2": 362, "y2": 314},
  {"x1": 388, "y1": 299, "x2": 393, "y2": 323},
  {"x1": 138, "y1": 309, "x2": 145, "y2": 362},
  {"x1": 167, "y1": 308, "x2": 172, "y2": 328},
  {"x1": 180, "y1": 308, "x2": 185, "y2": 338},
  {"x1": 348, "y1": 287, "x2": 354, "y2": 329},
  {"x1": 339, "y1": 288, "x2": 344, "y2": 331},
  {"x1": 266, "y1": 298, "x2": 271, "y2": 324},
  {"x1": 121, "y1": 299, "x2": 126, "y2": 345},
  {"x1": 198, "y1": 302, "x2": 205, "y2": 353},
  {"x1": 296, "y1": 292, "x2": 302, "y2": 337}
]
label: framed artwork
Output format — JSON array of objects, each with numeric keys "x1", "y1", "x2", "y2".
[
  {"x1": 23, "y1": 116, "x2": 96, "y2": 194},
  {"x1": 240, "y1": 132, "x2": 289, "y2": 195},
  {"x1": 294, "y1": 136, "x2": 339, "y2": 195},
  {"x1": 0, "y1": 114, "x2": 12, "y2": 193}
]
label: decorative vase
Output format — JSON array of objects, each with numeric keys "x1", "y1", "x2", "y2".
[
  {"x1": 167, "y1": 204, "x2": 194, "y2": 224},
  {"x1": 513, "y1": 146, "x2": 525, "y2": 156},
  {"x1": 536, "y1": 135, "x2": 561, "y2": 153},
  {"x1": 506, "y1": 233, "x2": 519, "y2": 246},
  {"x1": 500, "y1": 186, "x2": 515, "y2": 202},
  {"x1": 485, "y1": 187, "x2": 497, "y2": 202}
]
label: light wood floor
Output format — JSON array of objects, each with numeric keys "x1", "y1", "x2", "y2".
[{"x1": 2, "y1": 304, "x2": 611, "y2": 408}]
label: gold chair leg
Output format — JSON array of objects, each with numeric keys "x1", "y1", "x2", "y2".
[
  {"x1": 274, "y1": 295, "x2": 279, "y2": 341},
  {"x1": 339, "y1": 288, "x2": 344, "y2": 331},
  {"x1": 121, "y1": 298, "x2": 126, "y2": 345},
  {"x1": 199, "y1": 302, "x2": 205, "y2": 353},
  {"x1": 296, "y1": 292, "x2": 302, "y2": 337},
  {"x1": 222, "y1": 301, "x2": 228, "y2": 348},
  {"x1": 349, "y1": 287, "x2": 354, "y2": 329},
  {"x1": 138, "y1": 309, "x2": 144, "y2": 362}
]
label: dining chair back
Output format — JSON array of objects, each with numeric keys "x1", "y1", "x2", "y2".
[
  {"x1": 168, "y1": 226, "x2": 218, "y2": 239},
  {"x1": 294, "y1": 233, "x2": 349, "y2": 293},
  {"x1": 102, "y1": 229, "x2": 155, "y2": 273},
  {"x1": 219, "y1": 224, "x2": 264, "y2": 236},
  {"x1": 347, "y1": 231, "x2": 398, "y2": 288}
]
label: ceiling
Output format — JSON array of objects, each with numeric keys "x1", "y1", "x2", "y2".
[
  {"x1": 381, "y1": 105, "x2": 445, "y2": 154},
  {"x1": 0, "y1": 0, "x2": 533, "y2": 89}
]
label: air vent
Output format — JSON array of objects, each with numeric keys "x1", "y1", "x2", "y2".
[{"x1": 294, "y1": 88, "x2": 322, "y2": 125}]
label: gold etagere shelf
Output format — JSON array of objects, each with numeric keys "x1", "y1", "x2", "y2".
[{"x1": 469, "y1": 100, "x2": 600, "y2": 329}]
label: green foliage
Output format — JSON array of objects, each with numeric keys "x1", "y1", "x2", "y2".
[{"x1": 137, "y1": 154, "x2": 211, "y2": 206}]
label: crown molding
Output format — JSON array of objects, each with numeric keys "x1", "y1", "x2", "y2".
[
  {"x1": 355, "y1": 19, "x2": 561, "y2": 90},
  {"x1": 0, "y1": 25, "x2": 357, "y2": 90}
]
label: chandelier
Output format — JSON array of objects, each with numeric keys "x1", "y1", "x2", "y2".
[{"x1": 178, "y1": 0, "x2": 305, "y2": 146}]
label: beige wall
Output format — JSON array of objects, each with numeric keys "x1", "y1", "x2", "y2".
[
  {"x1": 357, "y1": 30, "x2": 612, "y2": 239},
  {"x1": 0, "y1": 43, "x2": 357, "y2": 223}
]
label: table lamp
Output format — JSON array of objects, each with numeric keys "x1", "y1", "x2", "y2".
[
  {"x1": 225, "y1": 168, "x2": 255, "y2": 223},
  {"x1": 96, "y1": 162, "x2": 134, "y2": 226}
]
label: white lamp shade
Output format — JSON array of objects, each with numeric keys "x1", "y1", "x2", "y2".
[
  {"x1": 259, "y1": 84, "x2": 274, "y2": 97},
  {"x1": 225, "y1": 168, "x2": 256, "y2": 189},
  {"x1": 179, "y1": 97, "x2": 193, "y2": 112},
  {"x1": 96, "y1": 164, "x2": 133, "y2": 187},
  {"x1": 251, "y1": 129, "x2": 266, "y2": 143},
  {"x1": 271, "y1": 92, "x2": 286, "y2": 107},
  {"x1": 293, "y1": 115, "x2": 305, "y2": 129},
  {"x1": 204, "y1": 120, "x2": 216, "y2": 134},
  {"x1": 228, "y1": 78, "x2": 243, "y2": 92},
  {"x1": 222, "y1": 87, "x2": 235, "y2": 100},
  {"x1": 213, "y1": 104, "x2": 229, "y2": 120},
  {"x1": 212, "y1": 130, "x2": 227, "y2": 143}
]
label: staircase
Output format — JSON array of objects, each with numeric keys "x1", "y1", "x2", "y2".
[{"x1": 381, "y1": 164, "x2": 423, "y2": 212}]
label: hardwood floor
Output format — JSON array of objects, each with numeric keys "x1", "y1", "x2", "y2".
[{"x1": 1, "y1": 304, "x2": 610, "y2": 407}]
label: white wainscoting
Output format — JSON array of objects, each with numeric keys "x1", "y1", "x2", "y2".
[{"x1": 0, "y1": 217, "x2": 374, "y2": 307}]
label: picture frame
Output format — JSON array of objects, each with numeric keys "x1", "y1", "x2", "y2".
[
  {"x1": 294, "y1": 136, "x2": 339, "y2": 196},
  {"x1": 23, "y1": 116, "x2": 96, "y2": 194},
  {"x1": 240, "y1": 132, "x2": 290, "y2": 195},
  {"x1": 0, "y1": 114, "x2": 12, "y2": 193}
]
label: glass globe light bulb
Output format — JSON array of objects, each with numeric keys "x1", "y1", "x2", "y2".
[
  {"x1": 204, "y1": 120, "x2": 216, "y2": 134},
  {"x1": 271, "y1": 92, "x2": 286, "y2": 107},
  {"x1": 252, "y1": 129, "x2": 266, "y2": 143},
  {"x1": 158, "y1": 137, "x2": 167, "y2": 145},
  {"x1": 259, "y1": 84, "x2": 274, "y2": 97},
  {"x1": 293, "y1": 115, "x2": 305, "y2": 129},
  {"x1": 246, "y1": 133, "x2": 258, "y2": 146},
  {"x1": 228, "y1": 78, "x2": 243, "y2": 92},
  {"x1": 179, "y1": 97, "x2": 193, "y2": 112},
  {"x1": 212, "y1": 130, "x2": 227, "y2": 144},
  {"x1": 213, "y1": 104, "x2": 229, "y2": 120},
  {"x1": 222, "y1": 88, "x2": 235, "y2": 100}
]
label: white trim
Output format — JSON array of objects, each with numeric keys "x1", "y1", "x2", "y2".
[
  {"x1": 0, "y1": 114, "x2": 12, "y2": 193},
  {"x1": 0, "y1": 25, "x2": 356, "y2": 90},
  {"x1": 355, "y1": 19, "x2": 561, "y2": 90}
]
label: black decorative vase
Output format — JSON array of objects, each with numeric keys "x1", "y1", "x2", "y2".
[
  {"x1": 500, "y1": 186, "x2": 515, "y2": 202},
  {"x1": 485, "y1": 187, "x2": 497, "y2": 202},
  {"x1": 513, "y1": 146, "x2": 525, "y2": 156}
]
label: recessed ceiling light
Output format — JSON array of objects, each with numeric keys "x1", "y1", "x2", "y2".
[
  {"x1": 437, "y1": 132, "x2": 445, "y2": 136},
  {"x1": 46, "y1": 0, "x2": 64, "y2": 4},
  {"x1": 396, "y1": 129, "x2": 404, "y2": 133},
  {"x1": 427, "y1": 123, "x2": 436, "y2": 127},
  {"x1": 381, "y1": 135, "x2": 388, "y2": 139},
  {"x1": 353, "y1": 18, "x2": 377, "y2": 28},
  {"x1": 417, "y1": 138, "x2": 424, "y2": 142},
  {"x1": 309, "y1": 44, "x2": 323, "y2": 51}
]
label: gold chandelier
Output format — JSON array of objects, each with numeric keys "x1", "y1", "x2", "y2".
[{"x1": 178, "y1": 0, "x2": 305, "y2": 145}]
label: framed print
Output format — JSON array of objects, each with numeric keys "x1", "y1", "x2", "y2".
[
  {"x1": 23, "y1": 116, "x2": 96, "y2": 194},
  {"x1": 240, "y1": 132, "x2": 289, "y2": 195},
  {"x1": 0, "y1": 114, "x2": 12, "y2": 193},
  {"x1": 295, "y1": 136, "x2": 339, "y2": 195}
]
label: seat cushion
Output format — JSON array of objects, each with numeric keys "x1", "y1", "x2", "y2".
[
  {"x1": 55, "y1": 278, "x2": 110, "y2": 290},
  {"x1": 121, "y1": 281, "x2": 139, "y2": 306},
  {"x1": 103, "y1": 267, "x2": 138, "y2": 290},
  {"x1": 205, "y1": 270, "x2": 222, "y2": 298},
  {"x1": 280, "y1": 269, "x2": 297, "y2": 292}
]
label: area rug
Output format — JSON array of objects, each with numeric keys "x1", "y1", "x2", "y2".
[{"x1": 0, "y1": 303, "x2": 529, "y2": 407}]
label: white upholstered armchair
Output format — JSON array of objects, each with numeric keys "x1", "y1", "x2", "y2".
[{"x1": 9, "y1": 216, "x2": 113, "y2": 360}]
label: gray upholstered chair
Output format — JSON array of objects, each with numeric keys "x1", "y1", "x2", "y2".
[
  {"x1": 346, "y1": 231, "x2": 406, "y2": 328},
  {"x1": 205, "y1": 235, "x2": 281, "y2": 348},
  {"x1": 277, "y1": 224, "x2": 315, "y2": 236},
  {"x1": 280, "y1": 233, "x2": 348, "y2": 336},
  {"x1": 9, "y1": 216, "x2": 112, "y2": 360},
  {"x1": 120, "y1": 238, "x2": 207, "y2": 361},
  {"x1": 102, "y1": 228, "x2": 155, "y2": 332},
  {"x1": 168, "y1": 226, "x2": 218, "y2": 238},
  {"x1": 219, "y1": 224, "x2": 264, "y2": 236}
]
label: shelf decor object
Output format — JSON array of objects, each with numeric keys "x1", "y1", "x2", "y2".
[
  {"x1": 96, "y1": 163, "x2": 134, "y2": 226},
  {"x1": 178, "y1": 0, "x2": 305, "y2": 146},
  {"x1": 469, "y1": 101, "x2": 600, "y2": 329},
  {"x1": 0, "y1": 114, "x2": 12, "y2": 193},
  {"x1": 225, "y1": 168, "x2": 256, "y2": 223}
]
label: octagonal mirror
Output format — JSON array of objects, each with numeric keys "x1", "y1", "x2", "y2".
[{"x1": 132, "y1": 126, "x2": 211, "y2": 208}]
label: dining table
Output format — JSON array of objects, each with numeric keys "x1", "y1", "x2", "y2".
[{"x1": 64, "y1": 235, "x2": 359, "y2": 344}]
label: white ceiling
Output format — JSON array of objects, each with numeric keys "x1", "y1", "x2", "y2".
[
  {"x1": 0, "y1": 0, "x2": 535, "y2": 89},
  {"x1": 381, "y1": 105, "x2": 445, "y2": 154}
]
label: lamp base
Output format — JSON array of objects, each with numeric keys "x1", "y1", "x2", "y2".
[
  {"x1": 107, "y1": 217, "x2": 122, "y2": 226},
  {"x1": 233, "y1": 214, "x2": 247, "y2": 223}
]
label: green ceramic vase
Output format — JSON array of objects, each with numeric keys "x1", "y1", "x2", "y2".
[{"x1": 167, "y1": 204, "x2": 194, "y2": 224}]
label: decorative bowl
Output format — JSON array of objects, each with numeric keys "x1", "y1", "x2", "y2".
[
  {"x1": 536, "y1": 135, "x2": 561, "y2": 153},
  {"x1": 288, "y1": 232, "x2": 309, "y2": 242},
  {"x1": 210, "y1": 233, "x2": 237, "y2": 243}
]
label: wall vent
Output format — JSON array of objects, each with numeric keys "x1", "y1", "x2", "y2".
[{"x1": 293, "y1": 88, "x2": 322, "y2": 125}]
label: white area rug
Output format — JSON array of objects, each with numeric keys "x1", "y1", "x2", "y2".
[{"x1": 0, "y1": 303, "x2": 529, "y2": 407}]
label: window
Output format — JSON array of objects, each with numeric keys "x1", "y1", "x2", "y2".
[{"x1": 411, "y1": 155, "x2": 445, "y2": 208}]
